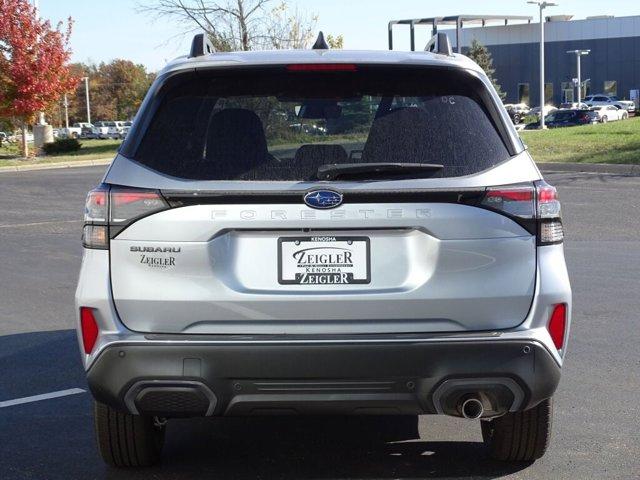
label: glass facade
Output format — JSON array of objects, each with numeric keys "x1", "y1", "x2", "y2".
[
  {"x1": 604, "y1": 80, "x2": 617, "y2": 96},
  {"x1": 561, "y1": 82, "x2": 574, "y2": 103},
  {"x1": 545, "y1": 83, "x2": 554, "y2": 104},
  {"x1": 518, "y1": 83, "x2": 530, "y2": 105}
]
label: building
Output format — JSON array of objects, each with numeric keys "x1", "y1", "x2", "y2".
[{"x1": 389, "y1": 15, "x2": 640, "y2": 107}]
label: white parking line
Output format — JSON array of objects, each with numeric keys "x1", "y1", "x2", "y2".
[
  {"x1": 0, "y1": 219, "x2": 81, "y2": 229},
  {"x1": 0, "y1": 388, "x2": 86, "y2": 408}
]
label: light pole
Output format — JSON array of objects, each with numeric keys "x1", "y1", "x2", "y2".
[
  {"x1": 566, "y1": 49, "x2": 590, "y2": 104},
  {"x1": 528, "y1": 1, "x2": 557, "y2": 129},
  {"x1": 63, "y1": 94, "x2": 69, "y2": 129},
  {"x1": 33, "y1": 0, "x2": 46, "y2": 126},
  {"x1": 82, "y1": 76, "x2": 91, "y2": 124}
]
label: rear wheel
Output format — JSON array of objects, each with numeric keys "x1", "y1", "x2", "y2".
[
  {"x1": 481, "y1": 398, "x2": 553, "y2": 462},
  {"x1": 601, "y1": 116, "x2": 608, "y2": 123},
  {"x1": 94, "y1": 401, "x2": 165, "y2": 467}
]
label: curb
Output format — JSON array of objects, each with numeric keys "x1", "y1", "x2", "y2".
[
  {"x1": 537, "y1": 162, "x2": 640, "y2": 175},
  {"x1": 0, "y1": 158, "x2": 112, "y2": 173}
]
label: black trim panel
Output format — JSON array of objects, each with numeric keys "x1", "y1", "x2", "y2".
[
  {"x1": 86, "y1": 340, "x2": 560, "y2": 416},
  {"x1": 161, "y1": 188, "x2": 486, "y2": 207}
]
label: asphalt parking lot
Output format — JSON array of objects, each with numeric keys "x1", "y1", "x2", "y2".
[{"x1": 1, "y1": 166, "x2": 639, "y2": 479}]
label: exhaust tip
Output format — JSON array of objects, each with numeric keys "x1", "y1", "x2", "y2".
[{"x1": 460, "y1": 397, "x2": 484, "y2": 419}]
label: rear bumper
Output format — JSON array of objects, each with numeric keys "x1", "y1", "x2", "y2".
[{"x1": 86, "y1": 337, "x2": 561, "y2": 418}]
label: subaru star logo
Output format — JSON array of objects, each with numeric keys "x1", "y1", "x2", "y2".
[{"x1": 304, "y1": 190, "x2": 343, "y2": 209}]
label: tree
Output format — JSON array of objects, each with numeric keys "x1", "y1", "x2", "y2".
[
  {"x1": 326, "y1": 34, "x2": 344, "y2": 49},
  {"x1": 50, "y1": 61, "x2": 155, "y2": 125},
  {"x1": 139, "y1": 0, "x2": 337, "y2": 51},
  {"x1": 91, "y1": 60, "x2": 155, "y2": 120},
  {"x1": 0, "y1": 0, "x2": 78, "y2": 156},
  {"x1": 467, "y1": 40, "x2": 505, "y2": 100}
]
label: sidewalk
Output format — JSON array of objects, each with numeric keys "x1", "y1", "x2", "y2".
[
  {"x1": 0, "y1": 158, "x2": 112, "y2": 173},
  {"x1": 1, "y1": 157, "x2": 639, "y2": 175}
]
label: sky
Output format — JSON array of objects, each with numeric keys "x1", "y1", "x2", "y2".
[{"x1": 39, "y1": 0, "x2": 640, "y2": 72}]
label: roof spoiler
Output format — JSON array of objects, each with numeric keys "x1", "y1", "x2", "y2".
[
  {"x1": 189, "y1": 33, "x2": 215, "y2": 58},
  {"x1": 424, "y1": 32, "x2": 453, "y2": 56}
]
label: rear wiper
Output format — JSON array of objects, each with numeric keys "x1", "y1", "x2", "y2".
[{"x1": 317, "y1": 163, "x2": 444, "y2": 180}]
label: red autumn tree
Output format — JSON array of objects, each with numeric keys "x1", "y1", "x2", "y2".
[{"x1": 0, "y1": 0, "x2": 78, "y2": 156}]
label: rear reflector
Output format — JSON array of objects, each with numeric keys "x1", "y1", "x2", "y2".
[
  {"x1": 80, "y1": 307, "x2": 99, "y2": 354},
  {"x1": 286, "y1": 63, "x2": 357, "y2": 72},
  {"x1": 547, "y1": 304, "x2": 567, "y2": 350}
]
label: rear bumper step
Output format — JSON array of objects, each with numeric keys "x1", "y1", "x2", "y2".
[{"x1": 87, "y1": 340, "x2": 560, "y2": 417}]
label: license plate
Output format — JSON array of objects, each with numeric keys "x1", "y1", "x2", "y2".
[{"x1": 278, "y1": 236, "x2": 370, "y2": 285}]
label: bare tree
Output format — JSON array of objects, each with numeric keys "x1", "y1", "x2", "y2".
[
  {"x1": 138, "y1": 0, "x2": 320, "y2": 51},
  {"x1": 264, "y1": 2, "x2": 317, "y2": 50}
]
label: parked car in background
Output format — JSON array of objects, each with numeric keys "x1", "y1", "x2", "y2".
[
  {"x1": 590, "y1": 105, "x2": 628, "y2": 123},
  {"x1": 505, "y1": 105, "x2": 524, "y2": 124},
  {"x1": 81, "y1": 123, "x2": 95, "y2": 138},
  {"x1": 504, "y1": 103, "x2": 530, "y2": 113},
  {"x1": 61, "y1": 122, "x2": 93, "y2": 139},
  {"x1": 560, "y1": 102, "x2": 589, "y2": 110},
  {"x1": 529, "y1": 105, "x2": 558, "y2": 118},
  {"x1": 92, "y1": 122, "x2": 111, "y2": 139},
  {"x1": 119, "y1": 121, "x2": 133, "y2": 139},
  {"x1": 524, "y1": 109, "x2": 598, "y2": 129},
  {"x1": 107, "y1": 121, "x2": 126, "y2": 139},
  {"x1": 583, "y1": 94, "x2": 635, "y2": 113},
  {"x1": 0, "y1": 131, "x2": 7, "y2": 143}
]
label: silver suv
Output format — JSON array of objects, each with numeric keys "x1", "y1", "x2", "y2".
[{"x1": 75, "y1": 34, "x2": 571, "y2": 468}]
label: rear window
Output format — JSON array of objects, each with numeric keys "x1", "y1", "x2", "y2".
[
  {"x1": 548, "y1": 111, "x2": 576, "y2": 121},
  {"x1": 131, "y1": 66, "x2": 511, "y2": 181}
]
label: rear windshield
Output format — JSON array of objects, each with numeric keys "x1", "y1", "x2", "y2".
[
  {"x1": 131, "y1": 66, "x2": 511, "y2": 181},
  {"x1": 548, "y1": 111, "x2": 576, "y2": 121}
]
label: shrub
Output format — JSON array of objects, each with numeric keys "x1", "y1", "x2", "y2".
[{"x1": 42, "y1": 138, "x2": 82, "y2": 154}]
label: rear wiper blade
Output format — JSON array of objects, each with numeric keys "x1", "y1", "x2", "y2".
[{"x1": 317, "y1": 162, "x2": 444, "y2": 180}]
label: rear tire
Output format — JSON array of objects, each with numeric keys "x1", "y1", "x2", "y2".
[
  {"x1": 94, "y1": 401, "x2": 165, "y2": 467},
  {"x1": 601, "y1": 116, "x2": 608, "y2": 123},
  {"x1": 481, "y1": 398, "x2": 553, "y2": 462}
]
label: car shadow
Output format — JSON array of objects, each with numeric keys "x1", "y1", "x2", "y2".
[
  {"x1": 132, "y1": 415, "x2": 531, "y2": 480},
  {"x1": 0, "y1": 330, "x2": 530, "y2": 480}
]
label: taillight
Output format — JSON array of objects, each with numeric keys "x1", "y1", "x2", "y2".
[
  {"x1": 536, "y1": 181, "x2": 563, "y2": 245},
  {"x1": 110, "y1": 189, "x2": 167, "y2": 224},
  {"x1": 480, "y1": 181, "x2": 563, "y2": 245},
  {"x1": 80, "y1": 307, "x2": 99, "y2": 354},
  {"x1": 82, "y1": 184, "x2": 169, "y2": 249},
  {"x1": 83, "y1": 185, "x2": 109, "y2": 249},
  {"x1": 547, "y1": 303, "x2": 567, "y2": 351},
  {"x1": 480, "y1": 186, "x2": 535, "y2": 218}
]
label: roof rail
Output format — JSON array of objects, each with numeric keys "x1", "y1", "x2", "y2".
[
  {"x1": 424, "y1": 32, "x2": 453, "y2": 56},
  {"x1": 312, "y1": 31, "x2": 329, "y2": 50},
  {"x1": 189, "y1": 33, "x2": 215, "y2": 58}
]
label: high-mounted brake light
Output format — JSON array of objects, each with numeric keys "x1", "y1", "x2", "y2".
[
  {"x1": 80, "y1": 307, "x2": 99, "y2": 354},
  {"x1": 82, "y1": 185, "x2": 169, "y2": 249},
  {"x1": 547, "y1": 303, "x2": 567, "y2": 351},
  {"x1": 286, "y1": 63, "x2": 357, "y2": 72}
]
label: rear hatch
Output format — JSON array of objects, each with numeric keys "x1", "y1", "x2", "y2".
[{"x1": 104, "y1": 63, "x2": 539, "y2": 335}]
